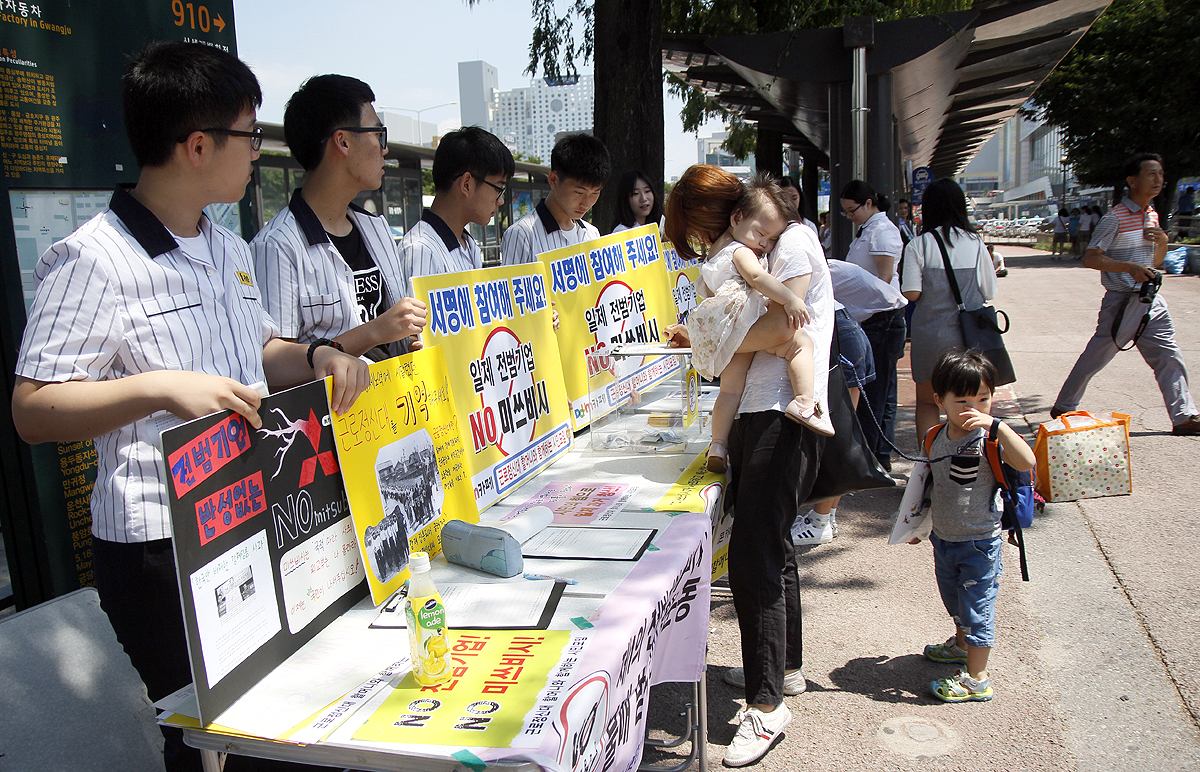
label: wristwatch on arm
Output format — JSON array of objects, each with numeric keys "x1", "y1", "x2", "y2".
[{"x1": 306, "y1": 338, "x2": 346, "y2": 370}]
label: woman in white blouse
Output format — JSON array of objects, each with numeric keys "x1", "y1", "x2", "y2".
[{"x1": 840, "y1": 179, "x2": 906, "y2": 470}]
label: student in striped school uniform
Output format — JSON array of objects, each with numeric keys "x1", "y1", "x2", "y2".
[
  {"x1": 500, "y1": 132, "x2": 610, "y2": 265},
  {"x1": 252, "y1": 75, "x2": 427, "y2": 361},
  {"x1": 11, "y1": 42, "x2": 369, "y2": 771},
  {"x1": 1051, "y1": 153, "x2": 1200, "y2": 435},
  {"x1": 397, "y1": 126, "x2": 515, "y2": 298}
]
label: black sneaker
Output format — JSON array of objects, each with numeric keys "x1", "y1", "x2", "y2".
[
  {"x1": 1172, "y1": 416, "x2": 1200, "y2": 436},
  {"x1": 1049, "y1": 407, "x2": 1066, "y2": 419}
]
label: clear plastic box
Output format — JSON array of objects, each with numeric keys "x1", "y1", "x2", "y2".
[{"x1": 586, "y1": 344, "x2": 709, "y2": 454}]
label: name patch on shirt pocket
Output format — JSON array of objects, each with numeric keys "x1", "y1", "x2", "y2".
[{"x1": 236, "y1": 270, "x2": 254, "y2": 286}]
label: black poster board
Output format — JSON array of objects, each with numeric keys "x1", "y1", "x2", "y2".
[{"x1": 162, "y1": 380, "x2": 367, "y2": 725}]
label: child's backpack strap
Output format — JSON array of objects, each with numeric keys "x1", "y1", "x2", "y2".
[
  {"x1": 924, "y1": 424, "x2": 945, "y2": 458},
  {"x1": 985, "y1": 418, "x2": 1033, "y2": 581}
]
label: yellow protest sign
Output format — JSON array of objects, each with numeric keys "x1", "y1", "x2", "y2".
[
  {"x1": 541, "y1": 223, "x2": 680, "y2": 430},
  {"x1": 329, "y1": 347, "x2": 476, "y2": 605},
  {"x1": 653, "y1": 451, "x2": 728, "y2": 581},
  {"x1": 352, "y1": 630, "x2": 571, "y2": 747},
  {"x1": 414, "y1": 264, "x2": 574, "y2": 512},
  {"x1": 662, "y1": 240, "x2": 700, "y2": 325}
]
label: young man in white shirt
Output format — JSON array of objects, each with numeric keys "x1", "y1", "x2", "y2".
[
  {"x1": 398, "y1": 126, "x2": 515, "y2": 297},
  {"x1": 252, "y1": 75, "x2": 426, "y2": 360},
  {"x1": 500, "y1": 132, "x2": 610, "y2": 265},
  {"x1": 11, "y1": 42, "x2": 369, "y2": 771}
]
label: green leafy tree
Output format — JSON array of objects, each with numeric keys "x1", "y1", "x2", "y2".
[
  {"x1": 1026, "y1": 0, "x2": 1200, "y2": 211},
  {"x1": 470, "y1": 0, "x2": 969, "y2": 225}
]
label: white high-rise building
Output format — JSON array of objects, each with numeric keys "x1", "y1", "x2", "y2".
[{"x1": 458, "y1": 61, "x2": 594, "y2": 164}]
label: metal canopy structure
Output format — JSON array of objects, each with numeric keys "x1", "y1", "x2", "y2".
[{"x1": 663, "y1": 0, "x2": 1111, "y2": 179}]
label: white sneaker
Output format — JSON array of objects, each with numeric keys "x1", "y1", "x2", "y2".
[
  {"x1": 828, "y1": 508, "x2": 838, "y2": 538},
  {"x1": 723, "y1": 666, "x2": 807, "y2": 696},
  {"x1": 723, "y1": 703, "x2": 792, "y2": 767},
  {"x1": 792, "y1": 512, "x2": 833, "y2": 546}
]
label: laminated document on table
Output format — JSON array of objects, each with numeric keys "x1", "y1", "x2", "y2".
[
  {"x1": 520, "y1": 525, "x2": 657, "y2": 560},
  {"x1": 371, "y1": 581, "x2": 564, "y2": 630}
]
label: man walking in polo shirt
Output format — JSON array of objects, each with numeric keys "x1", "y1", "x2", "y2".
[
  {"x1": 11, "y1": 42, "x2": 369, "y2": 771},
  {"x1": 252, "y1": 75, "x2": 427, "y2": 360},
  {"x1": 397, "y1": 126, "x2": 515, "y2": 297},
  {"x1": 500, "y1": 132, "x2": 610, "y2": 265},
  {"x1": 1051, "y1": 153, "x2": 1200, "y2": 434}
]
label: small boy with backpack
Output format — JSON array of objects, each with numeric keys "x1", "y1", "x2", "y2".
[{"x1": 915, "y1": 350, "x2": 1035, "y2": 702}]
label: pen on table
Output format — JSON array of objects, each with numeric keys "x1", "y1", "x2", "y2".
[{"x1": 524, "y1": 572, "x2": 578, "y2": 585}]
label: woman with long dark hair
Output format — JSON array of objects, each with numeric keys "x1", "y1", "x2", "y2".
[
  {"x1": 609, "y1": 169, "x2": 664, "y2": 234},
  {"x1": 899, "y1": 178, "x2": 998, "y2": 440},
  {"x1": 840, "y1": 179, "x2": 906, "y2": 470}
]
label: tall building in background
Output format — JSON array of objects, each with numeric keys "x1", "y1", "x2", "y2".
[
  {"x1": 458, "y1": 60, "x2": 498, "y2": 130},
  {"x1": 457, "y1": 61, "x2": 594, "y2": 163}
]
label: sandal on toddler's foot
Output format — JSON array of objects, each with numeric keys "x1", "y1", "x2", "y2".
[
  {"x1": 706, "y1": 441, "x2": 727, "y2": 474},
  {"x1": 784, "y1": 397, "x2": 835, "y2": 436}
]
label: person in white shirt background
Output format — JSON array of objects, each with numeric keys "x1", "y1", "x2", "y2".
[
  {"x1": 777, "y1": 177, "x2": 818, "y2": 235},
  {"x1": 609, "y1": 169, "x2": 664, "y2": 234},
  {"x1": 840, "y1": 179, "x2": 906, "y2": 471}
]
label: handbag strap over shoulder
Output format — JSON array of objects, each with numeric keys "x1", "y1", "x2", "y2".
[{"x1": 930, "y1": 230, "x2": 967, "y2": 311}]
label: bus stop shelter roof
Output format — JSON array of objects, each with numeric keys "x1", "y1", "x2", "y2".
[{"x1": 663, "y1": 0, "x2": 1110, "y2": 178}]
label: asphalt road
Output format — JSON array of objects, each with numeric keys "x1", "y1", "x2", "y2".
[{"x1": 644, "y1": 246, "x2": 1200, "y2": 771}]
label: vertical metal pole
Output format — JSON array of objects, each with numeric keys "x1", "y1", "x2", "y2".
[{"x1": 852, "y1": 46, "x2": 868, "y2": 181}]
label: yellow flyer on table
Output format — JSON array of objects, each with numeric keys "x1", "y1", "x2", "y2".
[
  {"x1": 654, "y1": 451, "x2": 728, "y2": 582},
  {"x1": 414, "y1": 263, "x2": 573, "y2": 512},
  {"x1": 541, "y1": 223, "x2": 680, "y2": 430},
  {"x1": 328, "y1": 347, "x2": 476, "y2": 605},
  {"x1": 662, "y1": 240, "x2": 700, "y2": 325},
  {"x1": 353, "y1": 630, "x2": 570, "y2": 747}
]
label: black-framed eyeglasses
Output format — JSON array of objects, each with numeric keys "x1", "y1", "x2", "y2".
[
  {"x1": 326, "y1": 125, "x2": 388, "y2": 149},
  {"x1": 840, "y1": 203, "x2": 862, "y2": 218},
  {"x1": 473, "y1": 175, "x2": 508, "y2": 201},
  {"x1": 187, "y1": 127, "x2": 265, "y2": 151}
]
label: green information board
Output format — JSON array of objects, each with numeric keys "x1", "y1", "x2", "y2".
[{"x1": 0, "y1": 0, "x2": 237, "y2": 608}]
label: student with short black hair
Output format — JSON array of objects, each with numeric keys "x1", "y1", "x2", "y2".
[
  {"x1": 501, "y1": 132, "x2": 610, "y2": 265},
  {"x1": 12, "y1": 41, "x2": 369, "y2": 771},
  {"x1": 252, "y1": 74, "x2": 426, "y2": 361},
  {"x1": 398, "y1": 125, "x2": 515, "y2": 297}
]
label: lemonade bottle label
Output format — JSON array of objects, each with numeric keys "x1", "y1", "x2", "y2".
[{"x1": 405, "y1": 593, "x2": 450, "y2": 685}]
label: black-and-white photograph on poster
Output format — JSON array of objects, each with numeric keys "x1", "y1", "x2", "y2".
[{"x1": 368, "y1": 429, "x2": 443, "y2": 583}]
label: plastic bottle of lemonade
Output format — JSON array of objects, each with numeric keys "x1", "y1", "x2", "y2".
[{"x1": 404, "y1": 552, "x2": 451, "y2": 685}]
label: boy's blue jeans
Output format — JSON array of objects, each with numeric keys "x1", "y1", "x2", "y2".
[{"x1": 931, "y1": 532, "x2": 1003, "y2": 649}]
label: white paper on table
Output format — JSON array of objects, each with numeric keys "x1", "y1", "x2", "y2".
[
  {"x1": 888, "y1": 460, "x2": 933, "y2": 544},
  {"x1": 371, "y1": 581, "x2": 564, "y2": 629},
  {"x1": 493, "y1": 505, "x2": 554, "y2": 542},
  {"x1": 521, "y1": 526, "x2": 656, "y2": 560}
]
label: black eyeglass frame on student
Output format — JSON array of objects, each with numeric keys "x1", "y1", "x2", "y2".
[
  {"x1": 472, "y1": 174, "x2": 508, "y2": 201},
  {"x1": 325, "y1": 125, "x2": 388, "y2": 149},
  {"x1": 185, "y1": 127, "x2": 265, "y2": 151},
  {"x1": 840, "y1": 202, "x2": 863, "y2": 218}
]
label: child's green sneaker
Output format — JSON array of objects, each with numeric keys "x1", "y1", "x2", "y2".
[
  {"x1": 923, "y1": 636, "x2": 968, "y2": 665},
  {"x1": 931, "y1": 670, "x2": 992, "y2": 702}
]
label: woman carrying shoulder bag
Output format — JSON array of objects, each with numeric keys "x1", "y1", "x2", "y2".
[{"x1": 900, "y1": 178, "x2": 998, "y2": 442}]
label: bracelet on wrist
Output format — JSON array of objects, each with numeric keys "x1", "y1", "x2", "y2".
[{"x1": 306, "y1": 338, "x2": 345, "y2": 369}]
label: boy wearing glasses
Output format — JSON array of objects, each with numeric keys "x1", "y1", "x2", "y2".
[
  {"x1": 12, "y1": 42, "x2": 369, "y2": 771},
  {"x1": 501, "y1": 132, "x2": 610, "y2": 265},
  {"x1": 252, "y1": 74, "x2": 427, "y2": 360},
  {"x1": 397, "y1": 126, "x2": 515, "y2": 298}
]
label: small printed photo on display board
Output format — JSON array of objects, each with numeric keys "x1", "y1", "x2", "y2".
[{"x1": 367, "y1": 429, "x2": 444, "y2": 583}]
